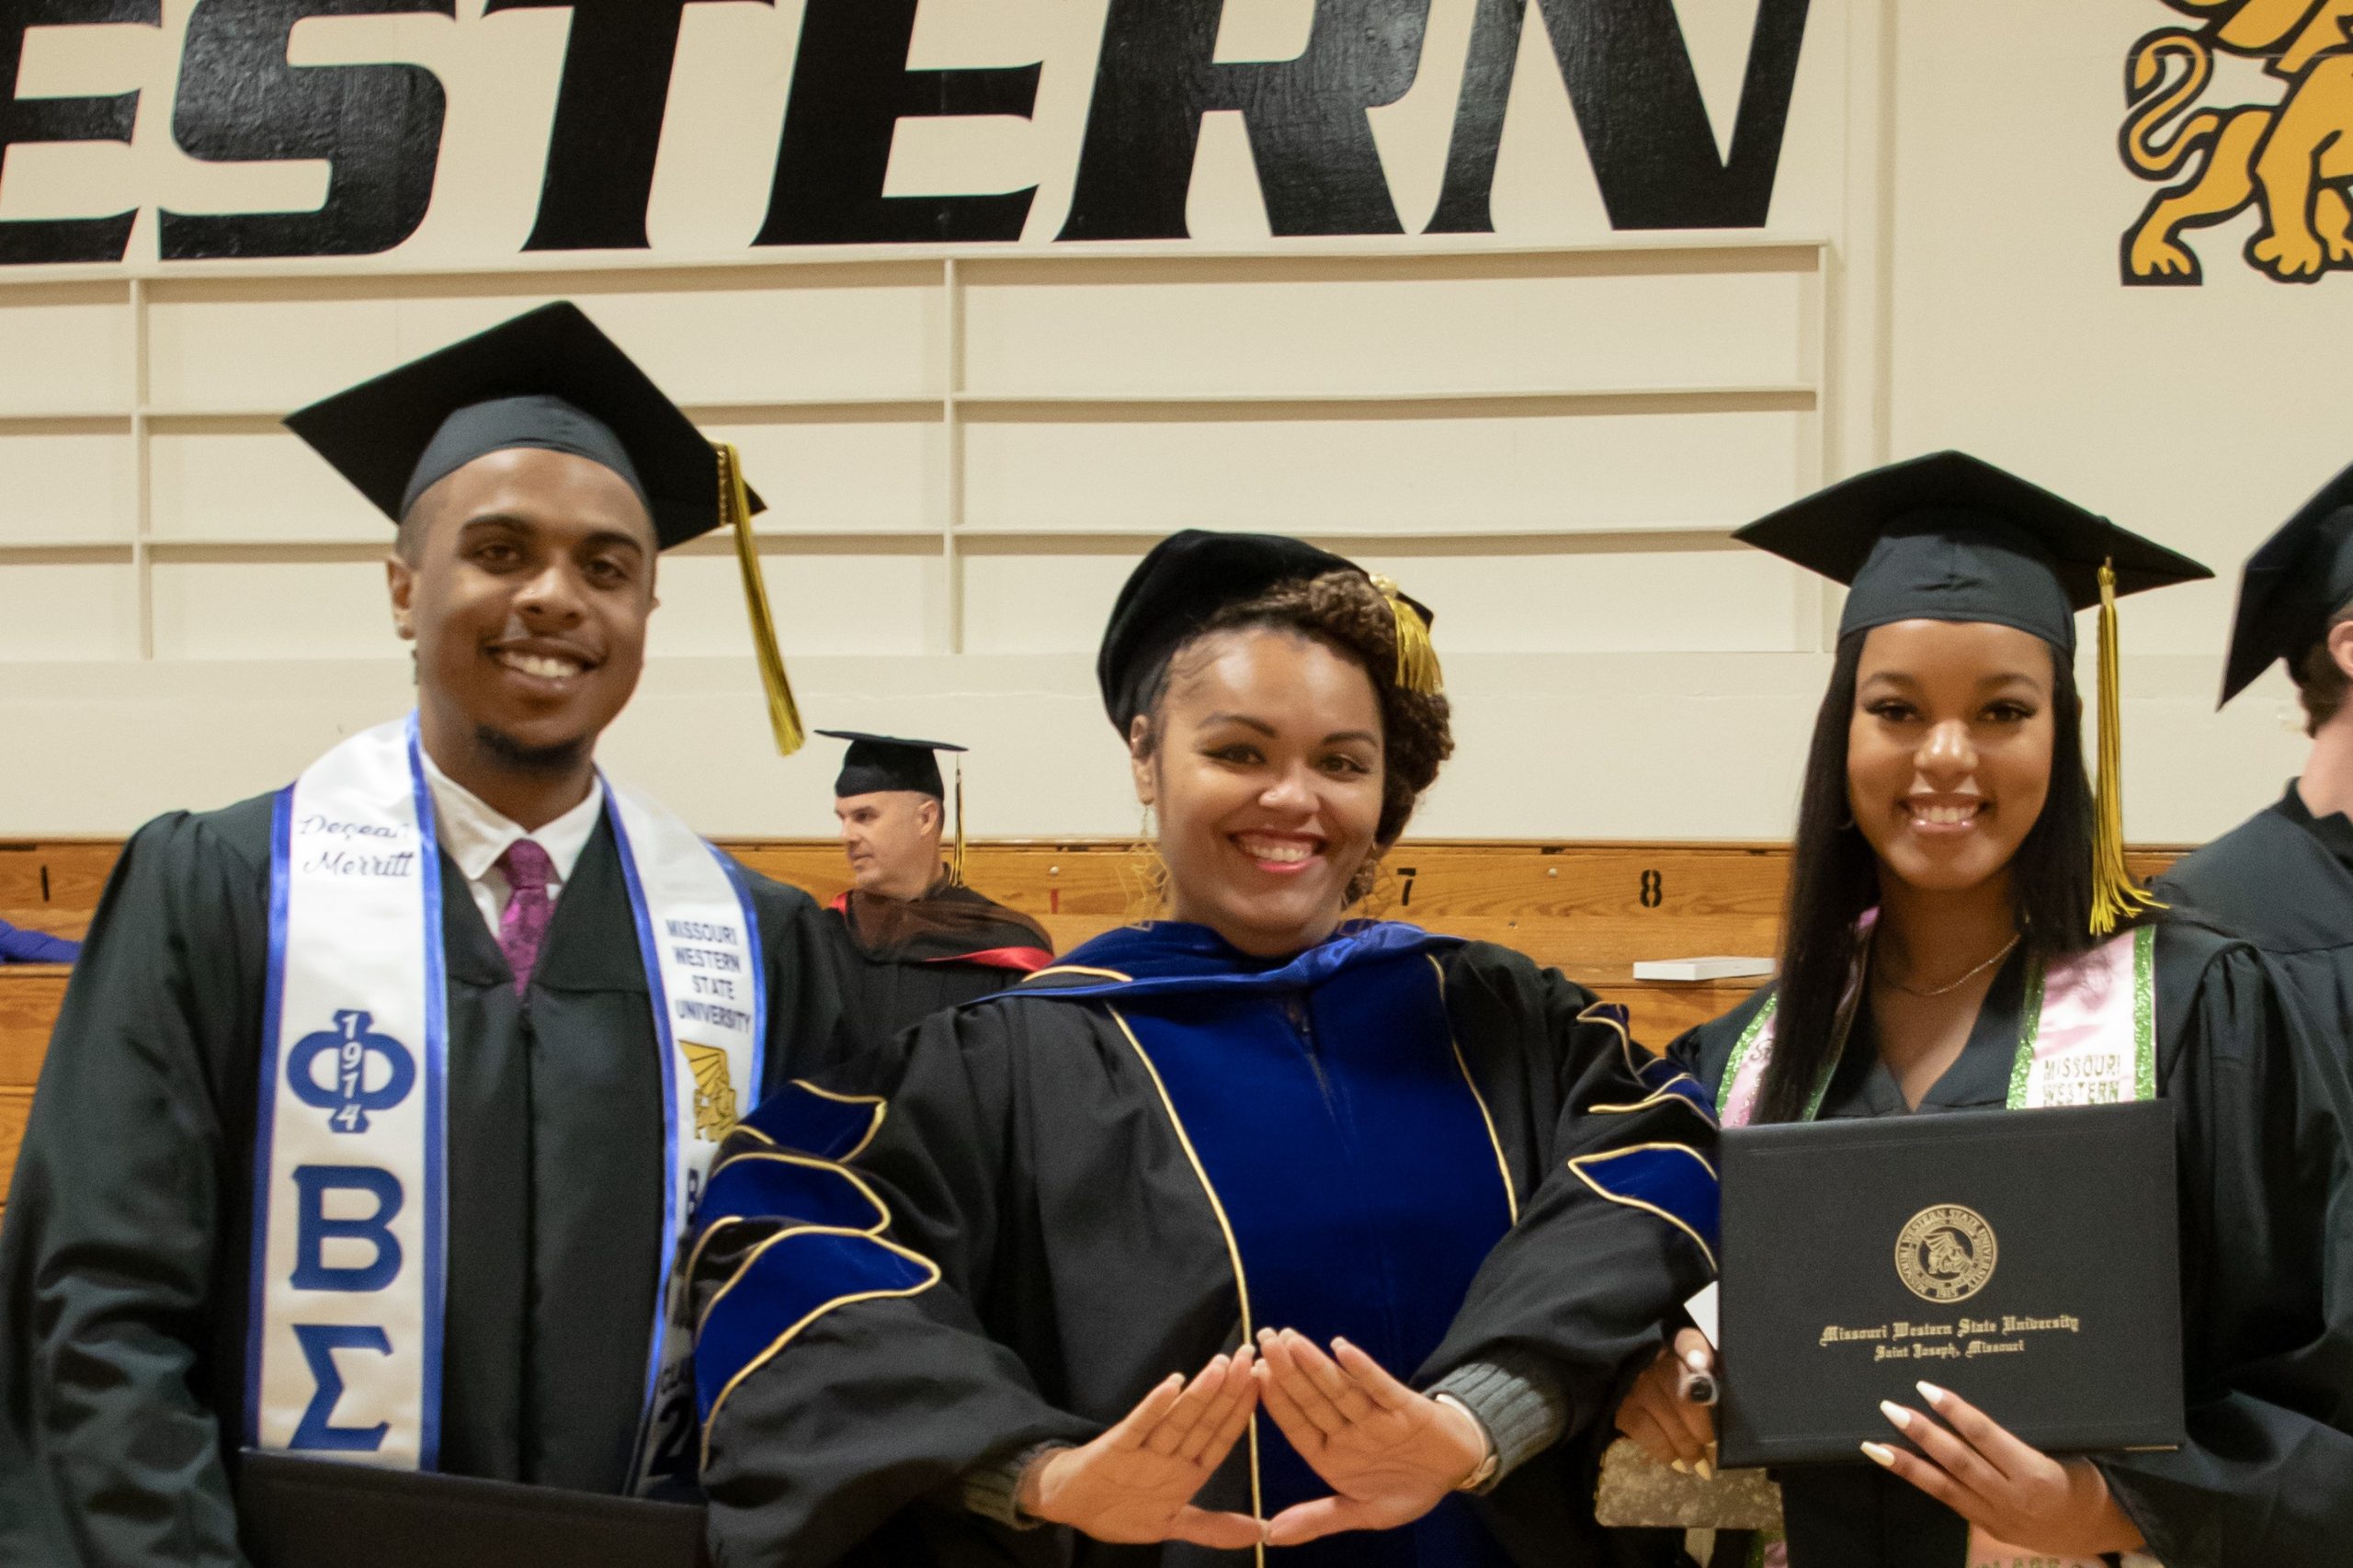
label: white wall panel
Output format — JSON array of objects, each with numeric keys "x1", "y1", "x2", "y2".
[
  {"x1": 152, "y1": 560, "x2": 394, "y2": 660},
  {"x1": 714, "y1": 418, "x2": 944, "y2": 535},
  {"x1": 0, "y1": 433, "x2": 134, "y2": 542},
  {"x1": 0, "y1": 286, "x2": 130, "y2": 413},
  {"x1": 961, "y1": 256, "x2": 1812, "y2": 396},
  {"x1": 11, "y1": 0, "x2": 2329, "y2": 846},
  {"x1": 959, "y1": 406, "x2": 1809, "y2": 535},
  {"x1": 148, "y1": 429, "x2": 383, "y2": 541},
  {"x1": 652, "y1": 550, "x2": 943, "y2": 659},
  {"x1": 0, "y1": 563, "x2": 137, "y2": 662}
]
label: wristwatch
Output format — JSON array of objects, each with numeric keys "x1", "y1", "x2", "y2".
[{"x1": 1431, "y1": 1392, "x2": 1499, "y2": 1492}]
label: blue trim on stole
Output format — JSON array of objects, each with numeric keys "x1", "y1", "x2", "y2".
[
  {"x1": 724, "y1": 857, "x2": 767, "y2": 1140},
  {"x1": 603, "y1": 794, "x2": 678, "y2": 1430},
  {"x1": 1011, "y1": 922, "x2": 1514, "y2": 1568},
  {"x1": 403, "y1": 723, "x2": 449, "y2": 1469},
  {"x1": 245, "y1": 788, "x2": 296, "y2": 1449}
]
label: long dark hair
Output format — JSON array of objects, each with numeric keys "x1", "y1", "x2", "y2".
[{"x1": 1755, "y1": 631, "x2": 2101, "y2": 1122}]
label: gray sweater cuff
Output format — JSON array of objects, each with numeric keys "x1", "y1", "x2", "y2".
[
  {"x1": 960, "y1": 1442, "x2": 1068, "y2": 1529},
  {"x1": 1427, "y1": 1356, "x2": 1570, "y2": 1493}
]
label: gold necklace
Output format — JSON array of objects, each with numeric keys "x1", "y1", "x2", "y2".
[{"x1": 1882, "y1": 933, "x2": 2021, "y2": 998}]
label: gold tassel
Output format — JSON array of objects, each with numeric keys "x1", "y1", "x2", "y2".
[
  {"x1": 949, "y1": 759, "x2": 967, "y2": 888},
  {"x1": 2089, "y1": 559, "x2": 2164, "y2": 936},
  {"x1": 1369, "y1": 574, "x2": 1443, "y2": 696},
  {"x1": 716, "y1": 442, "x2": 804, "y2": 756}
]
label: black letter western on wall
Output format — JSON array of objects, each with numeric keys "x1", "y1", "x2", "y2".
[
  {"x1": 1430, "y1": 0, "x2": 1811, "y2": 232},
  {"x1": 0, "y1": 0, "x2": 160, "y2": 266},
  {"x1": 160, "y1": 0, "x2": 455, "y2": 260},
  {"x1": 1060, "y1": 0, "x2": 1432, "y2": 241},
  {"x1": 757, "y1": 0, "x2": 1040, "y2": 245},
  {"x1": 486, "y1": 0, "x2": 764, "y2": 252}
]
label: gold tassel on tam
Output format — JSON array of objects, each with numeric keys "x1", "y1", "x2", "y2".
[
  {"x1": 2089, "y1": 560, "x2": 2165, "y2": 936},
  {"x1": 949, "y1": 759, "x2": 968, "y2": 888},
  {"x1": 1369, "y1": 574, "x2": 1444, "y2": 696},
  {"x1": 716, "y1": 443, "x2": 804, "y2": 756}
]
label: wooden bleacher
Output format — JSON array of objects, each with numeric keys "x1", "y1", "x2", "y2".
[{"x1": 0, "y1": 836, "x2": 2188, "y2": 1223}]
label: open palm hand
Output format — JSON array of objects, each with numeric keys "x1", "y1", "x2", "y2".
[
  {"x1": 1252, "y1": 1329, "x2": 1487, "y2": 1547},
  {"x1": 1022, "y1": 1346, "x2": 1263, "y2": 1549}
]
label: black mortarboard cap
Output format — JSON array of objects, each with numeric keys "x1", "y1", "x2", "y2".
[
  {"x1": 2219, "y1": 461, "x2": 2353, "y2": 706},
  {"x1": 1097, "y1": 529, "x2": 1439, "y2": 732},
  {"x1": 818, "y1": 731, "x2": 964, "y2": 800},
  {"x1": 284, "y1": 301, "x2": 764, "y2": 550},
  {"x1": 1735, "y1": 450, "x2": 2210, "y2": 653}
]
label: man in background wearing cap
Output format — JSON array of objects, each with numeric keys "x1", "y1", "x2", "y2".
[
  {"x1": 819, "y1": 730, "x2": 1052, "y2": 1047},
  {"x1": 0, "y1": 303, "x2": 858, "y2": 1565},
  {"x1": 2160, "y1": 463, "x2": 2353, "y2": 1087}
]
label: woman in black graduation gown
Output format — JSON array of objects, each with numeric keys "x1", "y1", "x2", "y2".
[
  {"x1": 1612, "y1": 454, "x2": 2353, "y2": 1568},
  {"x1": 693, "y1": 531, "x2": 1722, "y2": 1566}
]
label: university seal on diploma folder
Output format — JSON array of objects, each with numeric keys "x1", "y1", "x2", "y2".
[{"x1": 1895, "y1": 1203, "x2": 1997, "y2": 1303}]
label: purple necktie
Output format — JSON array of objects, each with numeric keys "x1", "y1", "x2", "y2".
[{"x1": 497, "y1": 839, "x2": 555, "y2": 994}]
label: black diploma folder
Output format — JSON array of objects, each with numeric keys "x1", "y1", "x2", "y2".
[
  {"x1": 236, "y1": 1450, "x2": 708, "y2": 1568},
  {"x1": 1717, "y1": 1099, "x2": 2185, "y2": 1469}
]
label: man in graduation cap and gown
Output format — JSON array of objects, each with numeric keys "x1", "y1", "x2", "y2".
[
  {"x1": 0, "y1": 301, "x2": 862, "y2": 1567},
  {"x1": 2157, "y1": 461, "x2": 2353, "y2": 1089},
  {"x1": 818, "y1": 730, "x2": 1052, "y2": 1045}
]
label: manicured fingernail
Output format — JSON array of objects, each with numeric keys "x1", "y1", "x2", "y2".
[
  {"x1": 1670, "y1": 1460, "x2": 1690, "y2": 1474},
  {"x1": 1694, "y1": 1459, "x2": 1714, "y2": 1480},
  {"x1": 1860, "y1": 1441, "x2": 1897, "y2": 1467},
  {"x1": 1685, "y1": 1348, "x2": 1711, "y2": 1371},
  {"x1": 1880, "y1": 1401, "x2": 1912, "y2": 1430},
  {"x1": 1916, "y1": 1381, "x2": 1949, "y2": 1407},
  {"x1": 1332, "y1": 1336, "x2": 1354, "y2": 1354}
]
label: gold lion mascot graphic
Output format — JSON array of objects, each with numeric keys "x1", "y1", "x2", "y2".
[{"x1": 2121, "y1": 0, "x2": 2353, "y2": 283}]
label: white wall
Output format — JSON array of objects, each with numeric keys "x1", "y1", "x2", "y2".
[{"x1": 0, "y1": 0, "x2": 2328, "y2": 839}]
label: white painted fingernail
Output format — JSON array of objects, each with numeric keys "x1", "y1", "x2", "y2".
[
  {"x1": 1694, "y1": 1459, "x2": 1714, "y2": 1480},
  {"x1": 1880, "y1": 1401, "x2": 1911, "y2": 1430},
  {"x1": 1860, "y1": 1441, "x2": 1897, "y2": 1467},
  {"x1": 1916, "y1": 1381, "x2": 1949, "y2": 1407},
  {"x1": 1670, "y1": 1460, "x2": 1690, "y2": 1474},
  {"x1": 1685, "y1": 1349, "x2": 1710, "y2": 1370}
]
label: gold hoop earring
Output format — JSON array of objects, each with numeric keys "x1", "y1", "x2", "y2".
[{"x1": 1124, "y1": 804, "x2": 1170, "y2": 923}]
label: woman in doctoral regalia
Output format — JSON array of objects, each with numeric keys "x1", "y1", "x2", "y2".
[
  {"x1": 690, "y1": 531, "x2": 1722, "y2": 1566},
  {"x1": 1611, "y1": 453, "x2": 2353, "y2": 1568}
]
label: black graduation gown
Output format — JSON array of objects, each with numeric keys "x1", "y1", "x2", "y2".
[
  {"x1": 0, "y1": 790, "x2": 859, "y2": 1568},
  {"x1": 1669, "y1": 921, "x2": 2353, "y2": 1568},
  {"x1": 824, "y1": 881, "x2": 1054, "y2": 1052},
  {"x1": 697, "y1": 921, "x2": 1720, "y2": 1568},
  {"x1": 2158, "y1": 782, "x2": 2353, "y2": 1099}
]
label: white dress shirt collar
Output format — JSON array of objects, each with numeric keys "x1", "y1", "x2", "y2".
[{"x1": 416, "y1": 744, "x2": 605, "y2": 930}]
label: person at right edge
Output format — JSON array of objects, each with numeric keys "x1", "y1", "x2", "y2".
[
  {"x1": 1614, "y1": 452, "x2": 2353, "y2": 1567},
  {"x1": 688, "y1": 530, "x2": 1721, "y2": 1565},
  {"x1": 2155, "y1": 460, "x2": 2353, "y2": 1098}
]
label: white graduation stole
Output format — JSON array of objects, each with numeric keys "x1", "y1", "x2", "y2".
[
  {"x1": 246, "y1": 715, "x2": 762, "y2": 1493},
  {"x1": 1723, "y1": 925, "x2": 2164, "y2": 1568}
]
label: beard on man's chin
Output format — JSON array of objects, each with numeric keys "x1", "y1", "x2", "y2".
[{"x1": 473, "y1": 724, "x2": 590, "y2": 776}]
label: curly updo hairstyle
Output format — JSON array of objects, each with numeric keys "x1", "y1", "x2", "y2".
[{"x1": 1131, "y1": 568, "x2": 1455, "y2": 904}]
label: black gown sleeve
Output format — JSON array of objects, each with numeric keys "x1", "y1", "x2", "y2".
[
  {"x1": 1421, "y1": 950, "x2": 1721, "y2": 1440},
  {"x1": 697, "y1": 1001, "x2": 1093, "y2": 1568},
  {"x1": 0, "y1": 812, "x2": 264, "y2": 1568},
  {"x1": 740, "y1": 869, "x2": 871, "y2": 1094},
  {"x1": 2097, "y1": 941, "x2": 2353, "y2": 1567}
]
